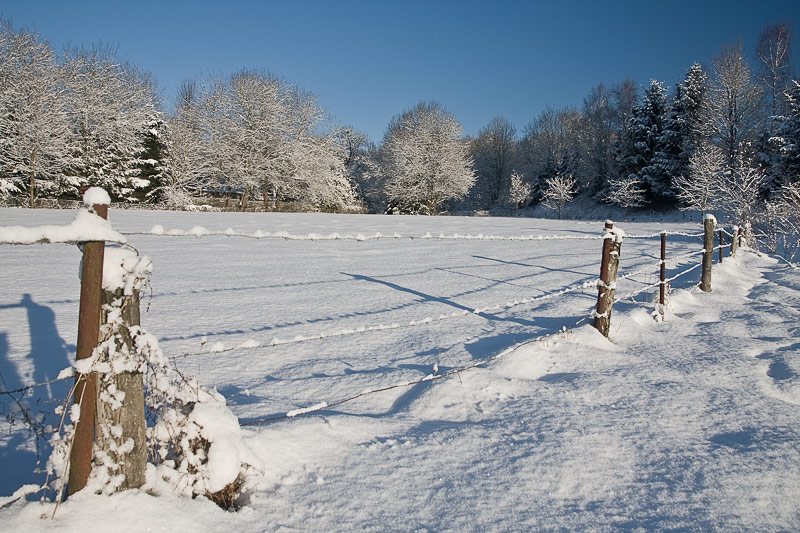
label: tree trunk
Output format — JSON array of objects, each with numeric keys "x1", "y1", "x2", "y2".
[
  {"x1": 94, "y1": 289, "x2": 147, "y2": 491},
  {"x1": 240, "y1": 187, "x2": 250, "y2": 211},
  {"x1": 28, "y1": 154, "x2": 35, "y2": 208}
]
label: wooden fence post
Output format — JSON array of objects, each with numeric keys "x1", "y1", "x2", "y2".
[
  {"x1": 68, "y1": 198, "x2": 108, "y2": 496},
  {"x1": 730, "y1": 225, "x2": 739, "y2": 257},
  {"x1": 718, "y1": 230, "x2": 723, "y2": 263},
  {"x1": 659, "y1": 231, "x2": 666, "y2": 306},
  {"x1": 700, "y1": 215, "x2": 715, "y2": 292},
  {"x1": 95, "y1": 289, "x2": 147, "y2": 490},
  {"x1": 594, "y1": 221, "x2": 622, "y2": 337}
]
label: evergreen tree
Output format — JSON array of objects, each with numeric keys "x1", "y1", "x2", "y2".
[
  {"x1": 616, "y1": 80, "x2": 669, "y2": 204},
  {"x1": 649, "y1": 64, "x2": 709, "y2": 206},
  {"x1": 135, "y1": 116, "x2": 169, "y2": 203}
]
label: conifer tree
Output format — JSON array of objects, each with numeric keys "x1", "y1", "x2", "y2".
[
  {"x1": 616, "y1": 80, "x2": 669, "y2": 204},
  {"x1": 649, "y1": 64, "x2": 709, "y2": 206}
]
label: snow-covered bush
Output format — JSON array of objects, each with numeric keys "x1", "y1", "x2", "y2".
[{"x1": 147, "y1": 378, "x2": 263, "y2": 509}]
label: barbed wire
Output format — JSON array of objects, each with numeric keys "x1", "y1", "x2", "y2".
[
  {"x1": 613, "y1": 242, "x2": 733, "y2": 303},
  {"x1": 166, "y1": 273, "x2": 601, "y2": 362},
  {"x1": 0, "y1": 372, "x2": 73, "y2": 397},
  {"x1": 0, "y1": 220, "x2": 725, "y2": 412},
  {"x1": 162, "y1": 234, "x2": 708, "y2": 361},
  {"x1": 625, "y1": 231, "x2": 705, "y2": 239},
  {"x1": 121, "y1": 228, "x2": 614, "y2": 243}
]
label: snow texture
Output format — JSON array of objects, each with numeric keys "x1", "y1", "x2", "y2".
[
  {"x1": 0, "y1": 208, "x2": 126, "y2": 245},
  {"x1": 82, "y1": 187, "x2": 111, "y2": 207},
  {"x1": 1, "y1": 209, "x2": 798, "y2": 531}
]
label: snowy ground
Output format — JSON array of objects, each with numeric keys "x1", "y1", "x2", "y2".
[{"x1": 0, "y1": 208, "x2": 798, "y2": 531}]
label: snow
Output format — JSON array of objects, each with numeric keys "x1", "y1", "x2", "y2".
[
  {"x1": 0, "y1": 208, "x2": 126, "y2": 245},
  {"x1": 1, "y1": 209, "x2": 799, "y2": 530},
  {"x1": 82, "y1": 187, "x2": 111, "y2": 207}
]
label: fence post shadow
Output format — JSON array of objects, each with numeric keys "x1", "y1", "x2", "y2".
[{"x1": 0, "y1": 293, "x2": 74, "y2": 497}]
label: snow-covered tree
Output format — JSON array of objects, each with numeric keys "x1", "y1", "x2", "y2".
[
  {"x1": 540, "y1": 173, "x2": 576, "y2": 219},
  {"x1": 0, "y1": 22, "x2": 69, "y2": 206},
  {"x1": 718, "y1": 154, "x2": 766, "y2": 226},
  {"x1": 604, "y1": 175, "x2": 645, "y2": 220},
  {"x1": 650, "y1": 64, "x2": 709, "y2": 203},
  {"x1": 379, "y1": 101, "x2": 475, "y2": 215},
  {"x1": 674, "y1": 142, "x2": 724, "y2": 217},
  {"x1": 289, "y1": 132, "x2": 359, "y2": 211},
  {"x1": 770, "y1": 181, "x2": 800, "y2": 252},
  {"x1": 339, "y1": 127, "x2": 380, "y2": 211},
  {"x1": 617, "y1": 79, "x2": 670, "y2": 204},
  {"x1": 161, "y1": 86, "x2": 205, "y2": 209},
  {"x1": 61, "y1": 45, "x2": 158, "y2": 200},
  {"x1": 507, "y1": 170, "x2": 531, "y2": 210}
]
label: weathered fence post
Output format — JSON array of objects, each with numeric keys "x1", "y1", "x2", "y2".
[
  {"x1": 68, "y1": 192, "x2": 109, "y2": 496},
  {"x1": 659, "y1": 231, "x2": 666, "y2": 306},
  {"x1": 95, "y1": 288, "x2": 148, "y2": 490},
  {"x1": 700, "y1": 214, "x2": 715, "y2": 292},
  {"x1": 594, "y1": 221, "x2": 622, "y2": 337},
  {"x1": 731, "y1": 225, "x2": 739, "y2": 257},
  {"x1": 718, "y1": 230, "x2": 724, "y2": 263}
]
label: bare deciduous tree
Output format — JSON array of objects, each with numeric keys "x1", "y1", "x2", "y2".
[
  {"x1": 708, "y1": 41, "x2": 763, "y2": 169},
  {"x1": 717, "y1": 155, "x2": 766, "y2": 227},
  {"x1": 756, "y1": 22, "x2": 793, "y2": 135},
  {"x1": 470, "y1": 116, "x2": 516, "y2": 209}
]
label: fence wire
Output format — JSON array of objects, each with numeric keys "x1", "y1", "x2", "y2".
[{"x1": 2, "y1": 217, "x2": 742, "y2": 426}]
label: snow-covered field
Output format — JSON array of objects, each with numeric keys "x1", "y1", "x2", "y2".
[{"x1": 1, "y1": 208, "x2": 799, "y2": 530}]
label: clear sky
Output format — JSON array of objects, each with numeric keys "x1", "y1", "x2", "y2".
[{"x1": 1, "y1": 0, "x2": 799, "y2": 143}]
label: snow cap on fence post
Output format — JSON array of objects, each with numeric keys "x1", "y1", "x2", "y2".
[
  {"x1": 83, "y1": 187, "x2": 111, "y2": 207},
  {"x1": 83, "y1": 187, "x2": 111, "y2": 220}
]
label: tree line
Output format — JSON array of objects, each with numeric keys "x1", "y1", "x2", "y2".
[
  {"x1": 1, "y1": 16, "x2": 799, "y2": 236},
  {"x1": 456, "y1": 24, "x2": 797, "y2": 222}
]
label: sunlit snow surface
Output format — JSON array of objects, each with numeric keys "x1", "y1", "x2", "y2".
[{"x1": 1, "y1": 209, "x2": 798, "y2": 530}]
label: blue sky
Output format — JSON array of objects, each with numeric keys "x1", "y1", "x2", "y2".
[{"x1": 1, "y1": 0, "x2": 799, "y2": 143}]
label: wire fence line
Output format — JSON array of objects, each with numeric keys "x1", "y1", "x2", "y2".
[
  {"x1": 1, "y1": 237, "x2": 714, "y2": 399},
  {"x1": 117, "y1": 227, "x2": 708, "y2": 244},
  {"x1": 1, "y1": 214, "x2": 731, "y2": 427},
  {"x1": 159, "y1": 242, "x2": 705, "y2": 364}
]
